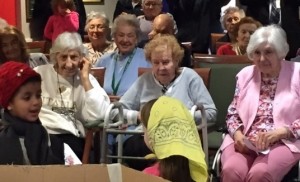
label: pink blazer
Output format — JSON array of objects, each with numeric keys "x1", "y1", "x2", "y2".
[{"x1": 221, "y1": 60, "x2": 300, "y2": 153}]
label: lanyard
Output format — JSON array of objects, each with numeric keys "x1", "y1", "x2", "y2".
[{"x1": 111, "y1": 48, "x2": 136, "y2": 95}]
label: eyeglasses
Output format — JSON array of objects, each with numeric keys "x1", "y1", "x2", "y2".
[{"x1": 144, "y1": 2, "x2": 162, "y2": 8}]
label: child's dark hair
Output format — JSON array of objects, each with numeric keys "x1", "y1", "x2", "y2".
[
  {"x1": 160, "y1": 155, "x2": 194, "y2": 182},
  {"x1": 51, "y1": 0, "x2": 76, "y2": 13},
  {"x1": 140, "y1": 99, "x2": 195, "y2": 182}
]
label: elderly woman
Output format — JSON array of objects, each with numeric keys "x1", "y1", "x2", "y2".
[
  {"x1": 0, "y1": 25, "x2": 48, "y2": 67},
  {"x1": 119, "y1": 34, "x2": 216, "y2": 170},
  {"x1": 217, "y1": 17, "x2": 262, "y2": 56},
  {"x1": 34, "y1": 32, "x2": 110, "y2": 159},
  {"x1": 218, "y1": 7, "x2": 245, "y2": 43},
  {"x1": 220, "y1": 25, "x2": 300, "y2": 181},
  {"x1": 95, "y1": 14, "x2": 151, "y2": 97},
  {"x1": 84, "y1": 11, "x2": 116, "y2": 65}
]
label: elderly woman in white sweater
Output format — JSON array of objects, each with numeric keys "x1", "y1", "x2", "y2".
[{"x1": 34, "y1": 32, "x2": 110, "y2": 159}]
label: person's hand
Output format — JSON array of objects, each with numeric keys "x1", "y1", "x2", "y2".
[
  {"x1": 233, "y1": 130, "x2": 252, "y2": 154},
  {"x1": 65, "y1": 9, "x2": 71, "y2": 14},
  {"x1": 79, "y1": 57, "x2": 91, "y2": 79},
  {"x1": 255, "y1": 127, "x2": 288, "y2": 151}
]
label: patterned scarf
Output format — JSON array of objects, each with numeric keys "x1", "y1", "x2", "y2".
[{"x1": 147, "y1": 96, "x2": 208, "y2": 182}]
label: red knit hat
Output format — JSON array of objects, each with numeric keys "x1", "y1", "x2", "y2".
[{"x1": 0, "y1": 61, "x2": 41, "y2": 108}]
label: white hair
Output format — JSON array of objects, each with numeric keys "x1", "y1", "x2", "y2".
[
  {"x1": 50, "y1": 32, "x2": 87, "y2": 63},
  {"x1": 84, "y1": 11, "x2": 109, "y2": 32},
  {"x1": 111, "y1": 14, "x2": 141, "y2": 40},
  {"x1": 247, "y1": 25, "x2": 289, "y2": 60},
  {"x1": 220, "y1": 7, "x2": 245, "y2": 30}
]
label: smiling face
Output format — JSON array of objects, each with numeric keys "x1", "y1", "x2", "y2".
[
  {"x1": 252, "y1": 42, "x2": 281, "y2": 77},
  {"x1": 87, "y1": 18, "x2": 107, "y2": 43},
  {"x1": 236, "y1": 23, "x2": 258, "y2": 49},
  {"x1": 8, "y1": 81, "x2": 42, "y2": 122},
  {"x1": 150, "y1": 45, "x2": 177, "y2": 85},
  {"x1": 1, "y1": 35, "x2": 22, "y2": 61},
  {"x1": 114, "y1": 24, "x2": 137, "y2": 54},
  {"x1": 55, "y1": 49, "x2": 81, "y2": 78}
]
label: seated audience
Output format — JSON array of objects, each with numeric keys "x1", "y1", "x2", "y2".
[
  {"x1": 218, "y1": 7, "x2": 245, "y2": 43},
  {"x1": 84, "y1": 11, "x2": 116, "y2": 65},
  {"x1": 217, "y1": 17, "x2": 261, "y2": 55},
  {"x1": 117, "y1": 35, "x2": 216, "y2": 170},
  {"x1": 95, "y1": 14, "x2": 151, "y2": 97},
  {"x1": 34, "y1": 32, "x2": 110, "y2": 159},
  {"x1": 0, "y1": 26, "x2": 49, "y2": 67},
  {"x1": 139, "y1": 13, "x2": 191, "y2": 67},
  {"x1": 220, "y1": 25, "x2": 300, "y2": 181},
  {"x1": 0, "y1": 61, "x2": 64, "y2": 165},
  {"x1": 113, "y1": 0, "x2": 144, "y2": 21},
  {"x1": 141, "y1": 96, "x2": 208, "y2": 182}
]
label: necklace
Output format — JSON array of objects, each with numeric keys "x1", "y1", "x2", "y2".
[
  {"x1": 111, "y1": 48, "x2": 136, "y2": 95},
  {"x1": 54, "y1": 72, "x2": 78, "y2": 130},
  {"x1": 159, "y1": 74, "x2": 177, "y2": 94}
]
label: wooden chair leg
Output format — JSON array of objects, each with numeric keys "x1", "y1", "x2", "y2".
[{"x1": 82, "y1": 129, "x2": 93, "y2": 164}]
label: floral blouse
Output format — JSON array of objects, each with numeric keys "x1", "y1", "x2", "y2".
[
  {"x1": 83, "y1": 42, "x2": 117, "y2": 65},
  {"x1": 227, "y1": 76, "x2": 300, "y2": 144}
]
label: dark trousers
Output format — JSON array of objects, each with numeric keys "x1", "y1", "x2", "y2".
[
  {"x1": 50, "y1": 134, "x2": 85, "y2": 160},
  {"x1": 123, "y1": 135, "x2": 156, "y2": 171}
]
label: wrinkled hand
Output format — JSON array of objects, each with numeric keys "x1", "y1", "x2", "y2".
[
  {"x1": 233, "y1": 130, "x2": 253, "y2": 154},
  {"x1": 79, "y1": 57, "x2": 91, "y2": 78},
  {"x1": 255, "y1": 127, "x2": 287, "y2": 151}
]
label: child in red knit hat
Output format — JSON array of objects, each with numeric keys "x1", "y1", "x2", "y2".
[{"x1": 0, "y1": 61, "x2": 64, "y2": 165}]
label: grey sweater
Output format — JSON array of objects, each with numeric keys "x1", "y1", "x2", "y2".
[{"x1": 120, "y1": 67, "x2": 217, "y2": 125}]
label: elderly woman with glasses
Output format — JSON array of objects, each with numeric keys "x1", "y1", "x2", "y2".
[
  {"x1": 220, "y1": 25, "x2": 300, "y2": 181},
  {"x1": 84, "y1": 11, "x2": 116, "y2": 65},
  {"x1": 34, "y1": 32, "x2": 110, "y2": 159}
]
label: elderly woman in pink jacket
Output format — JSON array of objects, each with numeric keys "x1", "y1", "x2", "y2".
[{"x1": 220, "y1": 25, "x2": 300, "y2": 182}]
